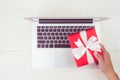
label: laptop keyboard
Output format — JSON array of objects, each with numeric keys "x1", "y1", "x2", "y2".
[{"x1": 37, "y1": 25, "x2": 94, "y2": 48}]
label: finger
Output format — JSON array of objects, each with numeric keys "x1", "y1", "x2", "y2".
[
  {"x1": 94, "y1": 52, "x2": 104, "y2": 64},
  {"x1": 100, "y1": 44, "x2": 107, "y2": 53},
  {"x1": 100, "y1": 44, "x2": 110, "y2": 60}
]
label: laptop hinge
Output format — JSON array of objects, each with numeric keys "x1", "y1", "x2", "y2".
[{"x1": 39, "y1": 19, "x2": 93, "y2": 24}]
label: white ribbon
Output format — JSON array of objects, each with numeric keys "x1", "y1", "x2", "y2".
[{"x1": 72, "y1": 31, "x2": 101, "y2": 64}]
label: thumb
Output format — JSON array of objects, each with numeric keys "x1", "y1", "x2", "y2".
[{"x1": 94, "y1": 52, "x2": 104, "y2": 64}]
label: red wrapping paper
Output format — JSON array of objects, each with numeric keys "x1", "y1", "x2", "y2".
[{"x1": 68, "y1": 28, "x2": 103, "y2": 67}]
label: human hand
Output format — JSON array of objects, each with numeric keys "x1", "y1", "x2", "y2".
[{"x1": 94, "y1": 44, "x2": 119, "y2": 80}]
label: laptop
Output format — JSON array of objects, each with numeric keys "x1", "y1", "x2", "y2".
[{"x1": 25, "y1": 17, "x2": 109, "y2": 69}]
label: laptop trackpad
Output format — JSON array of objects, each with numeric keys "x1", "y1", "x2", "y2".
[{"x1": 54, "y1": 49, "x2": 75, "y2": 67}]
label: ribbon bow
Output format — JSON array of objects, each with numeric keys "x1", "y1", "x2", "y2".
[{"x1": 72, "y1": 31, "x2": 101, "y2": 64}]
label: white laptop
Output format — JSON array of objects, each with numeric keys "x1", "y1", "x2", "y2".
[{"x1": 25, "y1": 17, "x2": 109, "y2": 69}]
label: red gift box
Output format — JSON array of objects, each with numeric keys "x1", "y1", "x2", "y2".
[{"x1": 68, "y1": 28, "x2": 103, "y2": 67}]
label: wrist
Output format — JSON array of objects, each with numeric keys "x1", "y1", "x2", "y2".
[{"x1": 105, "y1": 71, "x2": 119, "y2": 80}]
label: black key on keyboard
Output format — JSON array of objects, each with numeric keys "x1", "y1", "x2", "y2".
[{"x1": 55, "y1": 44, "x2": 70, "y2": 48}]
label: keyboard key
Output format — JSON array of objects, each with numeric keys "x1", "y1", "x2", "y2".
[
  {"x1": 58, "y1": 26, "x2": 61, "y2": 28},
  {"x1": 66, "y1": 26, "x2": 69, "y2": 28},
  {"x1": 50, "y1": 40, "x2": 53, "y2": 43},
  {"x1": 37, "y1": 33, "x2": 42, "y2": 35},
  {"x1": 55, "y1": 44, "x2": 70, "y2": 48},
  {"x1": 53, "y1": 29, "x2": 56, "y2": 32},
  {"x1": 65, "y1": 29, "x2": 68, "y2": 32},
  {"x1": 57, "y1": 29, "x2": 60, "y2": 32},
  {"x1": 44, "y1": 37, "x2": 47, "y2": 39},
  {"x1": 73, "y1": 29, "x2": 76, "y2": 32},
  {"x1": 59, "y1": 33, "x2": 62, "y2": 35},
  {"x1": 83, "y1": 26, "x2": 86, "y2": 28},
  {"x1": 49, "y1": 44, "x2": 53, "y2": 48},
  {"x1": 71, "y1": 26, "x2": 74, "y2": 28},
  {"x1": 42, "y1": 26, "x2": 44, "y2": 28},
  {"x1": 37, "y1": 37, "x2": 43, "y2": 39},
  {"x1": 62, "y1": 26, "x2": 65, "y2": 28},
  {"x1": 79, "y1": 26, "x2": 82, "y2": 28},
  {"x1": 48, "y1": 36, "x2": 51, "y2": 39},
  {"x1": 37, "y1": 44, "x2": 40, "y2": 48},
  {"x1": 45, "y1": 26, "x2": 49, "y2": 28},
  {"x1": 46, "y1": 40, "x2": 49, "y2": 43},
  {"x1": 41, "y1": 29, "x2": 44, "y2": 32},
  {"x1": 51, "y1": 33, "x2": 54, "y2": 36},
  {"x1": 37, "y1": 26, "x2": 40, "y2": 28},
  {"x1": 60, "y1": 36, "x2": 63, "y2": 39},
  {"x1": 42, "y1": 44, "x2": 44, "y2": 48},
  {"x1": 54, "y1": 40, "x2": 57, "y2": 43},
  {"x1": 50, "y1": 26, "x2": 53, "y2": 28},
  {"x1": 61, "y1": 29, "x2": 64, "y2": 32},
  {"x1": 54, "y1": 26, "x2": 57, "y2": 28},
  {"x1": 43, "y1": 33, "x2": 46, "y2": 36},
  {"x1": 52, "y1": 36, "x2": 55, "y2": 39},
  {"x1": 56, "y1": 36, "x2": 60, "y2": 40},
  {"x1": 58, "y1": 40, "x2": 61, "y2": 43},
  {"x1": 37, "y1": 40, "x2": 45, "y2": 43},
  {"x1": 49, "y1": 29, "x2": 52, "y2": 32},
  {"x1": 47, "y1": 33, "x2": 50, "y2": 35},
  {"x1": 66, "y1": 40, "x2": 69, "y2": 43},
  {"x1": 62, "y1": 40, "x2": 65, "y2": 43},
  {"x1": 45, "y1": 29, "x2": 48, "y2": 32},
  {"x1": 75, "y1": 26, "x2": 78, "y2": 28},
  {"x1": 37, "y1": 29, "x2": 40, "y2": 32},
  {"x1": 69, "y1": 29, "x2": 72, "y2": 32},
  {"x1": 45, "y1": 44, "x2": 48, "y2": 48},
  {"x1": 63, "y1": 33, "x2": 66, "y2": 35},
  {"x1": 55, "y1": 33, "x2": 58, "y2": 36},
  {"x1": 63, "y1": 36, "x2": 67, "y2": 39}
]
